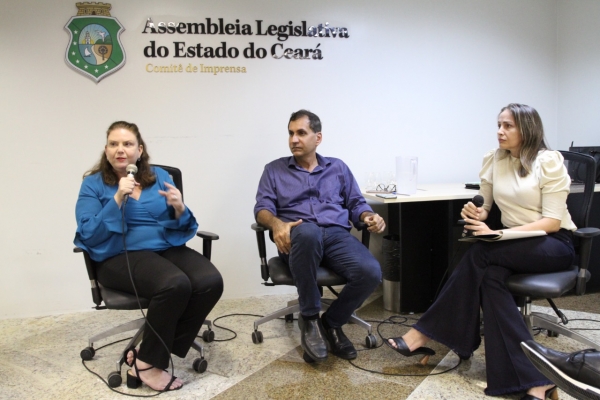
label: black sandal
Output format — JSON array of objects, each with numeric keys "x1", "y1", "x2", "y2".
[
  {"x1": 127, "y1": 363, "x2": 182, "y2": 391},
  {"x1": 385, "y1": 336, "x2": 435, "y2": 365},
  {"x1": 123, "y1": 347, "x2": 137, "y2": 367}
]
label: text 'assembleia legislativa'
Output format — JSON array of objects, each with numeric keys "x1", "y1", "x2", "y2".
[{"x1": 142, "y1": 18, "x2": 350, "y2": 60}]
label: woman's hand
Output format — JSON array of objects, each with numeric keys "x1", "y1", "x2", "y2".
[
  {"x1": 462, "y1": 217, "x2": 497, "y2": 236},
  {"x1": 114, "y1": 176, "x2": 139, "y2": 206},
  {"x1": 461, "y1": 200, "x2": 494, "y2": 236},
  {"x1": 158, "y1": 182, "x2": 185, "y2": 218},
  {"x1": 461, "y1": 200, "x2": 488, "y2": 222}
]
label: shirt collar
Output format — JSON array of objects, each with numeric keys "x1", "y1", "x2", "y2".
[{"x1": 287, "y1": 153, "x2": 331, "y2": 172}]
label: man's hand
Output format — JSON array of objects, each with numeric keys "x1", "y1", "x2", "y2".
[
  {"x1": 363, "y1": 213, "x2": 386, "y2": 233},
  {"x1": 272, "y1": 219, "x2": 302, "y2": 254},
  {"x1": 256, "y1": 210, "x2": 302, "y2": 254}
]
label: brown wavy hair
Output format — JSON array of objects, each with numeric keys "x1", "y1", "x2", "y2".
[
  {"x1": 498, "y1": 103, "x2": 550, "y2": 177},
  {"x1": 83, "y1": 121, "x2": 156, "y2": 187}
]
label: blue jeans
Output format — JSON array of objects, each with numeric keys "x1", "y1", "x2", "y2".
[{"x1": 279, "y1": 223, "x2": 382, "y2": 328}]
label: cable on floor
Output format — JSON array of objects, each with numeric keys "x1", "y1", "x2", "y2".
[
  {"x1": 346, "y1": 314, "x2": 463, "y2": 376},
  {"x1": 81, "y1": 336, "x2": 163, "y2": 398},
  {"x1": 81, "y1": 312, "x2": 600, "y2": 393}
]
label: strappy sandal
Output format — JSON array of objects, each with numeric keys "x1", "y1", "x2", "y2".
[
  {"x1": 127, "y1": 363, "x2": 182, "y2": 391},
  {"x1": 123, "y1": 347, "x2": 137, "y2": 367}
]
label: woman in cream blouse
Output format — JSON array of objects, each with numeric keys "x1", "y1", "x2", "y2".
[{"x1": 387, "y1": 104, "x2": 575, "y2": 400}]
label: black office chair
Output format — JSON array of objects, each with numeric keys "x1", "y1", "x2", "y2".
[
  {"x1": 506, "y1": 151, "x2": 600, "y2": 349},
  {"x1": 76, "y1": 165, "x2": 219, "y2": 387},
  {"x1": 250, "y1": 221, "x2": 378, "y2": 358}
]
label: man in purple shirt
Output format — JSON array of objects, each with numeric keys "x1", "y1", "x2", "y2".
[{"x1": 254, "y1": 109, "x2": 386, "y2": 363}]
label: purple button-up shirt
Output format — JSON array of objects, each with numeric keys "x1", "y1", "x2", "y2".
[{"x1": 254, "y1": 154, "x2": 372, "y2": 230}]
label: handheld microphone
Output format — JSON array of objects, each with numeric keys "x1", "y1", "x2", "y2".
[
  {"x1": 459, "y1": 195, "x2": 484, "y2": 237},
  {"x1": 123, "y1": 164, "x2": 138, "y2": 205}
]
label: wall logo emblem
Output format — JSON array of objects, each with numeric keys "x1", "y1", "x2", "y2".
[{"x1": 64, "y1": 2, "x2": 126, "y2": 82}]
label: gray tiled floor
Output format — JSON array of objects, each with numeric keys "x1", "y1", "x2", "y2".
[{"x1": 1, "y1": 290, "x2": 598, "y2": 399}]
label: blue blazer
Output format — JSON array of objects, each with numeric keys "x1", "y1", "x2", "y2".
[{"x1": 74, "y1": 166, "x2": 198, "y2": 262}]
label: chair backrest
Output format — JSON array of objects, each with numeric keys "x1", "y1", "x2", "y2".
[
  {"x1": 77, "y1": 164, "x2": 183, "y2": 308},
  {"x1": 559, "y1": 150, "x2": 597, "y2": 230}
]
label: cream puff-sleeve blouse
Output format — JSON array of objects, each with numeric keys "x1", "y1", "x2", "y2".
[{"x1": 478, "y1": 149, "x2": 576, "y2": 231}]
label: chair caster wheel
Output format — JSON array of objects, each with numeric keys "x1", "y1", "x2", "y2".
[
  {"x1": 107, "y1": 371, "x2": 122, "y2": 387},
  {"x1": 80, "y1": 346, "x2": 95, "y2": 360},
  {"x1": 547, "y1": 330, "x2": 559, "y2": 338},
  {"x1": 365, "y1": 334, "x2": 377, "y2": 348},
  {"x1": 202, "y1": 329, "x2": 215, "y2": 342},
  {"x1": 303, "y1": 352, "x2": 315, "y2": 363},
  {"x1": 285, "y1": 314, "x2": 294, "y2": 322},
  {"x1": 193, "y1": 357, "x2": 208, "y2": 373},
  {"x1": 251, "y1": 330, "x2": 263, "y2": 344}
]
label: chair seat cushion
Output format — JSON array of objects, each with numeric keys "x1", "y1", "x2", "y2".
[
  {"x1": 100, "y1": 285, "x2": 150, "y2": 310},
  {"x1": 506, "y1": 266, "x2": 578, "y2": 298},
  {"x1": 268, "y1": 257, "x2": 347, "y2": 287}
]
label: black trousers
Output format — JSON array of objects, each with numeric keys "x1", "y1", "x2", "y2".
[
  {"x1": 97, "y1": 245, "x2": 223, "y2": 369},
  {"x1": 414, "y1": 230, "x2": 574, "y2": 396}
]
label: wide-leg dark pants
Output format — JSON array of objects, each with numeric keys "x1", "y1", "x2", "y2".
[
  {"x1": 97, "y1": 245, "x2": 223, "y2": 370},
  {"x1": 414, "y1": 230, "x2": 574, "y2": 396}
]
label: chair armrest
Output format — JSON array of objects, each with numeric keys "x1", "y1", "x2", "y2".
[
  {"x1": 573, "y1": 227, "x2": 600, "y2": 239},
  {"x1": 196, "y1": 231, "x2": 219, "y2": 240},
  {"x1": 251, "y1": 223, "x2": 270, "y2": 282},
  {"x1": 73, "y1": 246, "x2": 103, "y2": 307},
  {"x1": 354, "y1": 221, "x2": 371, "y2": 248},
  {"x1": 251, "y1": 223, "x2": 266, "y2": 232},
  {"x1": 573, "y1": 227, "x2": 600, "y2": 295},
  {"x1": 196, "y1": 231, "x2": 219, "y2": 261}
]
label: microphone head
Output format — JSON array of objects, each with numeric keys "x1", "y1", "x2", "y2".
[
  {"x1": 126, "y1": 164, "x2": 138, "y2": 175},
  {"x1": 472, "y1": 195, "x2": 484, "y2": 207}
]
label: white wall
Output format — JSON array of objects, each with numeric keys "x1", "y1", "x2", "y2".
[
  {"x1": 557, "y1": 0, "x2": 600, "y2": 149},
  {"x1": 1, "y1": 0, "x2": 593, "y2": 319}
]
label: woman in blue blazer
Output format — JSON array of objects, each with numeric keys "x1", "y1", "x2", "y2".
[{"x1": 75, "y1": 121, "x2": 223, "y2": 392}]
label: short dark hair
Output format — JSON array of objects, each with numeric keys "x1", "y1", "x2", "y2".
[{"x1": 289, "y1": 109, "x2": 321, "y2": 133}]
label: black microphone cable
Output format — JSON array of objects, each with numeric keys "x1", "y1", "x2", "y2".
[
  {"x1": 120, "y1": 194, "x2": 177, "y2": 393},
  {"x1": 80, "y1": 193, "x2": 173, "y2": 398},
  {"x1": 432, "y1": 195, "x2": 485, "y2": 302},
  {"x1": 82, "y1": 309, "x2": 600, "y2": 391}
]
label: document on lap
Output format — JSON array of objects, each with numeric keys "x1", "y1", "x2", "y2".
[{"x1": 459, "y1": 230, "x2": 547, "y2": 242}]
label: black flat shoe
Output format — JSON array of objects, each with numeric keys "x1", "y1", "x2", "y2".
[
  {"x1": 386, "y1": 336, "x2": 435, "y2": 365},
  {"x1": 521, "y1": 340, "x2": 600, "y2": 400},
  {"x1": 520, "y1": 386, "x2": 558, "y2": 400},
  {"x1": 321, "y1": 314, "x2": 357, "y2": 360},
  {"x1": 300, "y1": 314, "x2": 328, "y2": 363}
]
